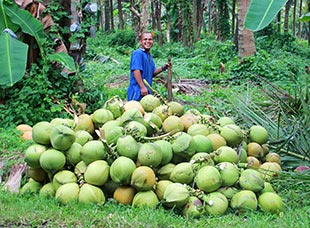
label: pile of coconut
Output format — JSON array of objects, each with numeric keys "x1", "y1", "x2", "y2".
[{"x1": 18, "y1": 94, "x2": 284, "y2": 217}]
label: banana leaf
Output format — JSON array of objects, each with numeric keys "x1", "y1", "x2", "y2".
[
  {"x1": 0, "y1": 0, "x2": 19, "y2": 32},
  {"x1": 0, "y1": 32, "x2": 28, "y2": 87},
  {"x1": 245, "y1": 0, "x2": 288, "y2": 32},
  {"x1": 48, "y1": 52, "x2": 77, "y2": 77}
]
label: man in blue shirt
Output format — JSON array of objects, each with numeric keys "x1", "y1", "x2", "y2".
[{"x1": 127, "y1": 32, "x2": 171, "y2": 101}]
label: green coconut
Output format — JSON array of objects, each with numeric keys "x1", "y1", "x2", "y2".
[
  {"x1": 27, "y1": 167, "x2": 48, "y2": 182},
  {"x1": 137, "y1": 143, "x2": 162, "y2": 168},
  {"x1": 132, "y1": 190, "x2": 159, "y2": 208},
  {"x1": 249, "y1": 125, "x2": 269, "y2": 144},
  {"x1": 52, "y1": 170, "x2": 77, "y2": 190},
  {"x1": 156, "y1": 163, "x2": 176, "y2": 180},
  {"x1": 261, "y1": 182, "x2": 275, "y2": 194},
  {"x1": 84, "y1": 160, "x2": 110, "y2": 186},
  {"x1": 103, "y1": 95, "x2": 124, "y2": 119},
  {"x1": 75, "y1": 130, "x2": 93, "y2": 146},
  {"x1": 191, "y1": 135, "x2": 213, "y2": 153},
  {"x1": 168, "y1": 101, "x2": 184, "y2": 117},
  {"x1": 131, "y1": 166, "x2": 156, "y2": 191},
  {"x1": 171, "y1": 132, "x2": 195, "y2": 161},
  {"x1": 101, "y1": 120, "x2": 122, "y2": 131},
  {"x1": 55, "y1": 182, "x2": 80, "y2": 204},
  {"x1": 79, "y1": 183, "x2": 106, "y2": 204},
  {"x1": 163, "y1": 183, "x2": 190, "y2": 208},
  {"x1": 258, "y1": 192, "x2": 283, "y2": 214},
  {"x1": 183, "y1": 196, "x2": 204, "y2": 218},
  {"x1": 140, "y1": 94, "x2": 161, "y2": 112},
  {"x1": 24, "y1": 144, "x2": 47, "y2": 168},
  {"x1": 65, "y1": 142, "x2": 82, "y2": 166},
  {"x1": 119, "y1": 108, "x2": 144, "y2": 124},
  {"x1": 259, "y1": 162, "x2": 282, "y2": 181},
  {"x1": 203, "y1": 192, "x2": 229, "y2": 216},
  {"x1": 162, "y1": 115, "x2": 184, "y2": 133},
  {"x1": 32, "y1": 121, "x2": 52, "y2": 146},
  {"x1": 116, "y1": 135, "x2": 139, "y2": 160},
  {"x1": 195, "y1": 166, "x2": 222, "y2": 193},
  {"x1": 187, "y1": 123, "x2": 210, "y2": 136},
  {"x1": 50, "y1": 117, "x2": 73, "y2": 127},
  {"x1": 143, "y1": 112, "x2": 163, "y2": 135},
  {"x1": 109, "y1": 156, "x2": 136, "y2": 185},
  {"x1": 217, "y1": 187, "x2": 240, "y2": 199},
  {"x1": 39, "y1": 149, "x2": 66, "y2": 176},
  {"x1": 80, "y1": 140, "x2": 105, "y2": 165},
  {"x1": 216, "y1": 162, "x2": 240, "y2": 187},
  {"x1": 239, "y1": 169, "x2": 265, "y2": 192},
  {"x1": 102, "y1": 126, "x2": 124, "y2": 145},
  {"x1": 230, "y1": 190, "x2": 258, "y2": 212},
  {"x1": 154, "y1": 140, "x2": 173, "y2": 165},
  {"x1": 74, "y1": 160, "x2": 88, "y2": 176},
  {"x1": 74, "y1": 114, "x2": 95, "y2": 135},
  {"x1": 155, "y1": 180, "x2": 173, "y2": 201},
  {"x1": 220, "y1": 124, "x2": 243, "y2": 147},
  {"x1": 180, "y1": 113, "x2": 200, "y2": 132},
  {"x1": 39, "y1": 182, "x2": 56, "y2": 198},
  {"x1": 217, "y1": 116, "x2": 235, "y2": 127},
  {"x1": 91, "y1": 108, "x2": 114, "y2": 128},
  {"x1": 190, "y1": 152, "x2": 214, "y2": 172},
  {"x1": 152, "y1": 105, "x2": 172, "y2": 122},
  {"x1": 20, "y1": 180, "x2": 42, "y2": 194},
  {"x1": 206, "y1": 133, "x2": 227, "y2": 151},
  {"x1": 124, "y1": 120, "x2": 147, "y2": 138},
  {"x1": 50, "y1": 124, "x2": 76, "y2": 151},
  {"x1": 169, "y1": 162, "x2": 195, "y2": 184},
  {"x1": 213, "y1": 146, "x2": 239, "y2": 164}
]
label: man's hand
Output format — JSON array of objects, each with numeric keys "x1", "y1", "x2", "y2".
[{"x1": 140, "y1": 85, "x2": 148, "y2": 96}]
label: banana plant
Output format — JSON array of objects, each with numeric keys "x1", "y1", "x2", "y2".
[
  {"x1": 0, "y1": 0, "x2": 75, "y2": 88},
  {"x1": 245, "y1": 0, "x2": 288, "y2": 31}
]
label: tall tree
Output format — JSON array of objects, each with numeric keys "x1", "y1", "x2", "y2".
[
  {"x1": 117, "y1": 0, "x2": 124, "y2": 29},
  {"x1": 238, "y1": 0, "x2": 256, "y2": 60},
  {"x1": 216, "y1": 0, "x2": 230, "y2": 41},
  {"x1": 284, "y1": 0, "x2": 291, "y2": 33}
]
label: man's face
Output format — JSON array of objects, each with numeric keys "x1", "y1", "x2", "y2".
[{"x1": 140, "y1": 33, "x2": 154, "y2": 51}]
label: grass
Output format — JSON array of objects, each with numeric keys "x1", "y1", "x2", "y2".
[{"x1": 0, "y1": 189, "x2": 309, "y2": 228}]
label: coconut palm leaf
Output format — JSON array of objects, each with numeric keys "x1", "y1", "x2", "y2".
[{"x1": 228, "y1": 76, "x2": 310, "y2": 169}]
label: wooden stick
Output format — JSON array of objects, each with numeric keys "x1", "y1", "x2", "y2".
[{"x1": 167, "y1": 56, "x2": 173, "y2": 101}]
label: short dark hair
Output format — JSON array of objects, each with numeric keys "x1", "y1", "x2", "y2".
[{"x1": 138, "y1": 31, "x2": 152, "y2": 41}]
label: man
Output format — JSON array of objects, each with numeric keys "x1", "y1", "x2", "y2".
[{"x1": 127, "y1": 32, "x2": 171, "y2": 101}]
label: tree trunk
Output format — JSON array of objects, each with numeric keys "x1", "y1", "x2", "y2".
[
  {"x1": 117, "y1": 0, "x2": 124, "y2": 29},
  {"x1": 193, "y1": 0, "x2": 198, "y2": 40},
  {"x1": 104, "y1": 0, "x2": 111, "y2": 32},
  {"x1": 154, "y1": 0, "x2": 163, "y2": 46},
  {"x1": 298, "y1": 0, "x2": 303, "y2": 38},
  {"x1": 110, "y1": 0, "x2": 114, "y2": 30},
  {"x1": 141, "y1": 0, "x2": 150, "y2": 32},
  {"x1": 292, "y1": 0, "x2": 297, "y2": 35},
  {"x1": 277, "y1": 11, "x2": 281, "y2": 33},
  {"x1": 238, "y1": 0, "x2": 256, "y2": 60},
  {"x1": 232, "y1": 0, "x2": 236, "y2": 39},
  {"x1": 284, "y1": 1, "x2": 291, "y2": 33}
]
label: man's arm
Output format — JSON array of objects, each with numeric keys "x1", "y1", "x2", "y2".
[
  {"x1": 133, "y1": 70, "x2": 149, "y2": 96},
  {"x1": 153, "y1": 62, "x2": 171, "y2": 77}
]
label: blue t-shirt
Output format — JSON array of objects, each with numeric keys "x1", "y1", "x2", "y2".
[{"x1": 127, "y1": 48, "x2": 156, "y2": 101}]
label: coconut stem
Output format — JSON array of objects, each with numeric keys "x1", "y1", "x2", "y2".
[
  {"x1": 268, "y1": 145, "x2": 310, "y2": 162},
  {"x1": 142, "y1": 129, "x2": 180, "y2": 142},
  {"x1": 143, "y1": 79, "x2": 168, "y2": 105}
]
